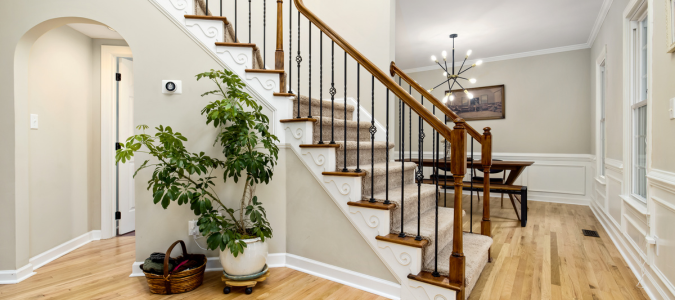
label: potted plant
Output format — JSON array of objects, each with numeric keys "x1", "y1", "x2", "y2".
[{"x1": 116, "y1": 69, "x2": 279, "y2": 276}]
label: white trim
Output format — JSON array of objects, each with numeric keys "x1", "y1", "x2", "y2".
[
  {"x1": 130, "y1": 253, "x2": 401, "y2": 299},
  {"x1": 402, "y1": 43, "x2": 590, "y2": 73},
  {"x1": 590, "y1": 201, "x2": 669, "y2": 299},
  {"x1": 100, "y1": 45, "x2": 133, "y2": 240},
  {"x1": 588, "y1": 0, "x2": 615, "y2": 47},
  {"x1": 606, "y1": 157, "x2": 624, "y2": 172},
  {"x1": 648, "y1": 168, "x2": 675, "y2": 193},
  {"x1": 0, "y1": 264, "x2": 36, "y2": 285},
  {"x1": 620, "y1": 194, "x2": 649, "y2": 215},
  {"x1": 0, "y1": 230, "x2": 101, "y2": 284},
  {"x1": 29, "y1": 230, "x2": 102, "y2": 270}
]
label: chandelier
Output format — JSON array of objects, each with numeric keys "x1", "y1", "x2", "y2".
[{"x1": 427, "y1": 34, "x2": 483, "y2": 104}]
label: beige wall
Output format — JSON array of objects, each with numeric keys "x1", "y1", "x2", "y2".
[
  {"x1": 0, "y1": 0, "x2": 392, "y2": 276},
  {"x1": 406, "y1": 49, "x2": 592, "y2": 154},
  {"x1": 27, "y1": 25, "x2": 94, "y2": 256},
  {"x1": 650, "y1": 1, "x2": 675, "y2": 173},
  {"x1": 285, "y1": 150, "x2": 396, "y2": 282},
  {"x1": 590, "y1": 0, "x2": 630, "y2": 161}
]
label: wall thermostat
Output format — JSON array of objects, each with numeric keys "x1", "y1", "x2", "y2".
[{"x1": 162, "y1": 80, "x2": 182, "y2": 94}]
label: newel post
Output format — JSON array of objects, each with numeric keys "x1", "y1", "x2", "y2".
[
  {"x1": 450, "y1": 119, "x2": 467, "y2": 298},
  {"x1": 481, "y1": 127, "x2": 492, "y2": 261},
  {"x1": 275, "y1": 0, "x2": 286, "y2": 92}
]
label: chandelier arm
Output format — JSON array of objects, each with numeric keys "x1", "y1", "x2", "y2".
[
  {"x1": 457, "y1": 76, "x2": 469, "y2": 81},
  {"x1": 435, "y1": 61, "x2": 449, "y2": 73},
  {"x1": 458, "y1": 66, "x2": 473, "y2": 75},
  {"x1": 443, "y1": 59, "x2": 450, "y2": 75},
  {"x1": 457, "y1": 56, "x2": 468, "y2": 74},
  {"x1": 446, "y1": 79, "x2": 457, "y2": 96},
  {"x1": 432, "y1": 78, "x2": 452, "y2": 91}
]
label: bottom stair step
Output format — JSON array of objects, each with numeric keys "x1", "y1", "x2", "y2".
[{"x1": 421, "y1": 233, "x2": 493, "y2": 298}]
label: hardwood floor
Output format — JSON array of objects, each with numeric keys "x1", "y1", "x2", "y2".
[
  {"x1": 441, "y1": 193, "x2": 651, "y2": 300},
  {"x1": 0, "y1": 197, "x2": 651, "y2": 300},
  {"x1": 0, "y1": 237, "x2": 387, "y2": 300}
]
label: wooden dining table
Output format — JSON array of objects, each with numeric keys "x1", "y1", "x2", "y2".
[{"x1": 397, "y1": 158, "x2": 534, "y2": 226}]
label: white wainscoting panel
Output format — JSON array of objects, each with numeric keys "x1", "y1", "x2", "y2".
[{"x1": 396, "y1": 152, "x2": 593, "y2": 205}]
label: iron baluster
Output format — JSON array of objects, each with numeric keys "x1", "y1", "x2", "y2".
[
  {"x1": 287, "y1": 0, "x2": 291, "y2": 92},
  {"x1": 220, "y1": 0, "x2": 222, "y2": 16},
  {"x1": 329, "y1": 41, "x2": 336, "y2": 144},
  {"x1": 318, "y1": 32, "x2": 324, "y2": 144},
  {"x1": 248, "y1": 0, "x2": 251, "y2": 43},
  {"x1": 355, "y1": 63, "x2": 361, "y2": 173},
  {"x1": 433, "y1": 128, "x2": 440, "y2": 277},
  {"x1": 307, "y1": 20, "x2": 312, "y2": 118},
  {"x1": 409, "y1": 85, "x2": 411, "y2": 163},
  {"x1": 235, "y1": 0, "x2": 237, "y2": 41},
  {"x1": 263, "y1": 0, "x2": 265, "y2": 67},
  {"x1": 384, "y1": 88, "x2": 390, "y2": 205},
  {"x1": 416, "y1": 95, "x2": 424, "y2": 241},
  {"x1": 369, "y1": 75, "x2": 376, "y2": 202},
  {"x1": 471, "y1": 136, "x2": 474, "y2": 233},
  {"x1": 296, "y1": 10, "x2": 301, "y2": 111},
  {"x1": 398, "y1": 85, "x2": 405, "y2": 237},
  {"x1": 206, "y1": 0, "x2": 208, "y2": 15},
  {"x1": 342, "y1": 52, "x2": 348, "y2": 172}
]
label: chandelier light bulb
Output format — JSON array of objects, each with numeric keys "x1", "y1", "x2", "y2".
[
  {"x1": 431, "y1": 55, "x2": 437, "y2": 62},
  {"x1": 450, "y1": 95, "x2": 455, "y2": 101},
  {"x1": 476, "y1": 60, "x2": 483, "y2": 66},
  {"x1": 442, "y1": 94, "x2": 449, "y2": 103},
  {"x1": 443, "y1": 72, "x2": 447, "y2": 77},
  {"x1": 442, "y1": 50, "x2": 447, "y2": 59},
  {"x1": 469, "y1": 78, "x2": 477, "y2": 84},
  {"x1": 466, "y1": 49, "x2": 472, "y2": 57}
]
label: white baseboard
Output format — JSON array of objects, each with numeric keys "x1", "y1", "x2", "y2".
[
  {"x1": 590, "y1": 202, "x2": 666, "y2": 299},
  {"x1": 30, "y1": 230, "x2": 101, "y2": 270},
  {"x1": 0, "y1": 230, "x2": 100, "y2": 284},
  {"x1": 0, "y1": 263, "x2": 36, "y2": 284},
  {"x1": 130, "y1": 253, "x2": 400, "y2": 299}
]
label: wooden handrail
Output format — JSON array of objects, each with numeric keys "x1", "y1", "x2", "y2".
[
  {"x1": 292, "y1": 0, "x2": 453, "y2": 142},
  {"x1": 390, "y1": 62, "x2": 483, "y2": 142}
]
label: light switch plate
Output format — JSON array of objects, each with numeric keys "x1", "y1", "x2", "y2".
[
  {"x1": 30, "y1": 114, "x2": 38, "y2": 129},
  {"x1": 162, "y1": 80, "x2": 182, "y2": 94},
  {"x1": 670, "y1": 98, "x2": 675, "y2": 120}
]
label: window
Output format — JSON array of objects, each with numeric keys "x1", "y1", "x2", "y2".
[
  {"x1": 630, "y1": 14, "x2": 648, "y2": 200},
  {"x1": 668, "y1": 0, "x2": 675, "y2": 52},
  {"x1": 599, "y1": 61, "x2": 606, "y2": 177}
]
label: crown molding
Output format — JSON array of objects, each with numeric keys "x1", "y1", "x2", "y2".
[
  {"x1": 403, "y1": 43, "x2": 590, "y2": 73},
  {"x1": 587, "y1": 0, "x2": 614, "y2": 47}
]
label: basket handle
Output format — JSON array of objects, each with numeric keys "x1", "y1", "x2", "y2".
[{"x1": 162, "y1": 240, "x2": 188, "y2": 294}]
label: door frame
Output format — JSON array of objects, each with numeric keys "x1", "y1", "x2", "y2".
[{"x1": 101, "y1": 45, "x2": 133, "y2": 239}]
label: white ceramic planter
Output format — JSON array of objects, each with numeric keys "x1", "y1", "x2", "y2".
[{"x1": 220, "y1": 237, "x2": 268, "y2": 276}]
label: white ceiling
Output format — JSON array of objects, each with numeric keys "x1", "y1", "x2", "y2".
[
  {"x1": 395, "y1": 0, "x2": 605, "y2": 71},
  {"x1": 67, "y1": 23, "x2": 124, "y2": 40}
]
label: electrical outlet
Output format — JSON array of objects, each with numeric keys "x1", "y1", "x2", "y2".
[{"x1": 188, "y1": 220, "x2": 197, "y2": 236}]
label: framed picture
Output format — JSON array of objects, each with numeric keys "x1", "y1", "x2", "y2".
[
  {"x1": 667, "y1": 0, "x2": 675, "y2": 52},
  {"x1": 445, "y1": 84, "x2": 505, "y2": 121}
]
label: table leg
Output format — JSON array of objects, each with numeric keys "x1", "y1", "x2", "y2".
[
  {"x1": 507, "y1": 193, "x2": 521, "y2": 221},
  {"x1": 521, "y1": 187, "x2": 527, "y2": 227}
]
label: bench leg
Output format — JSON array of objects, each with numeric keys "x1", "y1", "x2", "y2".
[{"x1": 521, "y1": 187, "x2": 527, "y2": 227}]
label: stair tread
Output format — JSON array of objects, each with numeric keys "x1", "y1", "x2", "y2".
[
  {"x1": 335, "y1": 141, "x2": 394, "y2": 150},
  {"x1": 347, "y1": 200, "x2": 396, "y2": 210},
  {"x1": 340, "y1": 161, "x2": 417, "y2": 175},
  {"x1": 184, "y1": 15, "x2": 230, "y2": 23},
  {"x1": 295, "y1": 95, "x2": 356, "y2": 111},
  {"x1": 407, "y1": 272, "x2": 461, "y2": 291},
  {"x1": 396, "y1": 207, "x2": 458, "y2": 243},
  {"x1": 376, "y1": 234, "x2": 429, "y2": 248},
  {"x1": 367, "y1": 183, "x2": 436, "y2": 203},
  {"x1": 423, "y1": 232, "x2": 493, "y2": 293},
  {"x1": 315, "y1": 116, "x2": 371, "y2": 127}
]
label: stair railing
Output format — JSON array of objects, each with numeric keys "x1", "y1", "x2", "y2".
[{"x1": 391, "y1": 63, "x2": 493, "y2": 242}]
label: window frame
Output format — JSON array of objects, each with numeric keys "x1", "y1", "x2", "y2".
[
  {"x1": 595, "y1": 46, "x2": 607, "y2": 181},
  {"x1": 626, "y1": 3, "x2": 650, "y2": 203},
  {"x1": 666, "y1": 0, "x2": 675, "y2": 52}
]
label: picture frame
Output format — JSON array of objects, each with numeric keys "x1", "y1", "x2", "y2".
[
  {"x1": 445, "y1": 84, "x2": 505, "y2": 121},
  {"x1": 667, "y1": 0, "x2": 675, "y2": 52}
]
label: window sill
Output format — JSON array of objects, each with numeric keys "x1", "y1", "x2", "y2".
[
  {"x1": 595, "y1": 176, "x2": 607, "y2": 185},
  {"x1": 620, "y1": 194, "x2": 648, "y2": 215}
]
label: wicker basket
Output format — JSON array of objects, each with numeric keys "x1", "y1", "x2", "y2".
[{"x1": 141, "y1": 240, "x2": 207, "y2": 295}]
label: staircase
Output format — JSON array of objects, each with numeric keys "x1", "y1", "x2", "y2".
[{"x1": 153, "y1": 0, "x2": 495, "y2": 299}]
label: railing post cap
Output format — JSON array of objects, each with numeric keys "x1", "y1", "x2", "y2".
[
  {"x1": 389, "y1": 61, "x2": 397, "y2": 77},
  {"x1": 483, "y1": 127, "x2": 492, "y2": 133},
  {"x1": 453, "y1": 117, "x2": 465, "y2": 124}
]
